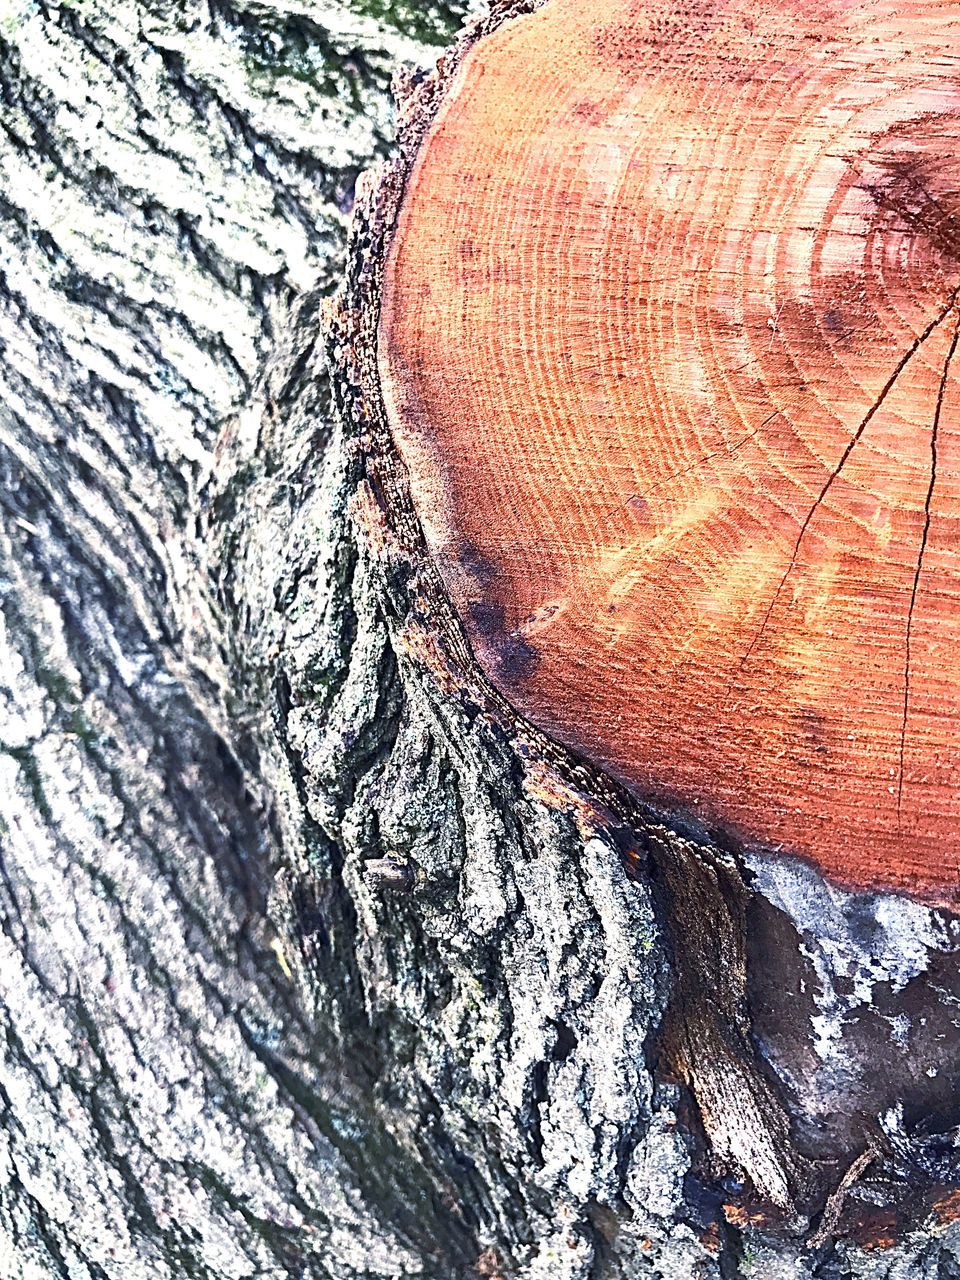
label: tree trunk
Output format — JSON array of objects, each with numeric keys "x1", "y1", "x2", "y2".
[
  {"x1": 3, "y1": 1, "x2": 960, "y2": 1278},
  {"x1": 0, "y1": 3, "x2": 472, "y2": 1276}
]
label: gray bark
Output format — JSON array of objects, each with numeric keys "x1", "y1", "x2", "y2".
[
  {"x1": 1, "y1": 1, "x2": 960, "y2": 1278},
  {"x1": 0, "y1": 3, "x2": 469, "y2": 1276}
]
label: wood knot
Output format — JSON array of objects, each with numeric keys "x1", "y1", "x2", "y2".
[{"x1": 856, "y1": 114, "x2": 960, "y2": 287}]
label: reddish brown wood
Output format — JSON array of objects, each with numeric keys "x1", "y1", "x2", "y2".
[{"x1": 378, "y1": 0, "x2": 960, "y2": 904}]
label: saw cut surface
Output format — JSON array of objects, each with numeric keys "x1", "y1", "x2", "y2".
[{"x1": 379, "y1": 0, "x2": 960, "y2": 903}]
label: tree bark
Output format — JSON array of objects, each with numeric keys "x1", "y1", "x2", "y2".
[
  {"x1": 0, "y1": 3, "x2": 472, "y2": 1276},
  {"x1": 3, "y1": 1, "x2": 960, "y2": 1278}
]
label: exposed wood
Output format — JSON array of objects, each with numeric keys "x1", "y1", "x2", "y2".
[{"x1": 378, "y1": 0, "x2": 960, "y2": 906}]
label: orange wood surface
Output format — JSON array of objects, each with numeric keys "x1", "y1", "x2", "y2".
[{"x1": 379, "y1": 0, "x2": 960, "y2": 903}]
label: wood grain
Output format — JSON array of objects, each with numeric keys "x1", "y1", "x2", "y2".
[{"x1": 379, "y1": 0, "x2": 960, "y2": 904}]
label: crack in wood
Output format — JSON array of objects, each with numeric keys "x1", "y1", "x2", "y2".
[
  {"x1": 736, "y1": 282, "x2": 960, "y2": 680},
  {"x1": 897, "y1": 307, "x2": 960, "y2": 824},
  {"x1": 633, "y1": 410, "x2": 780, "y2": 506}
]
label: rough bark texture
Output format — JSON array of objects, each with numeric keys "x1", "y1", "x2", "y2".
[
  {"x1": 2, "y1": 1, "x2": 960, "y2": 1278},
  {"x1": 0, "y1": 3, "x2": 470, "y2": 1275}
]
